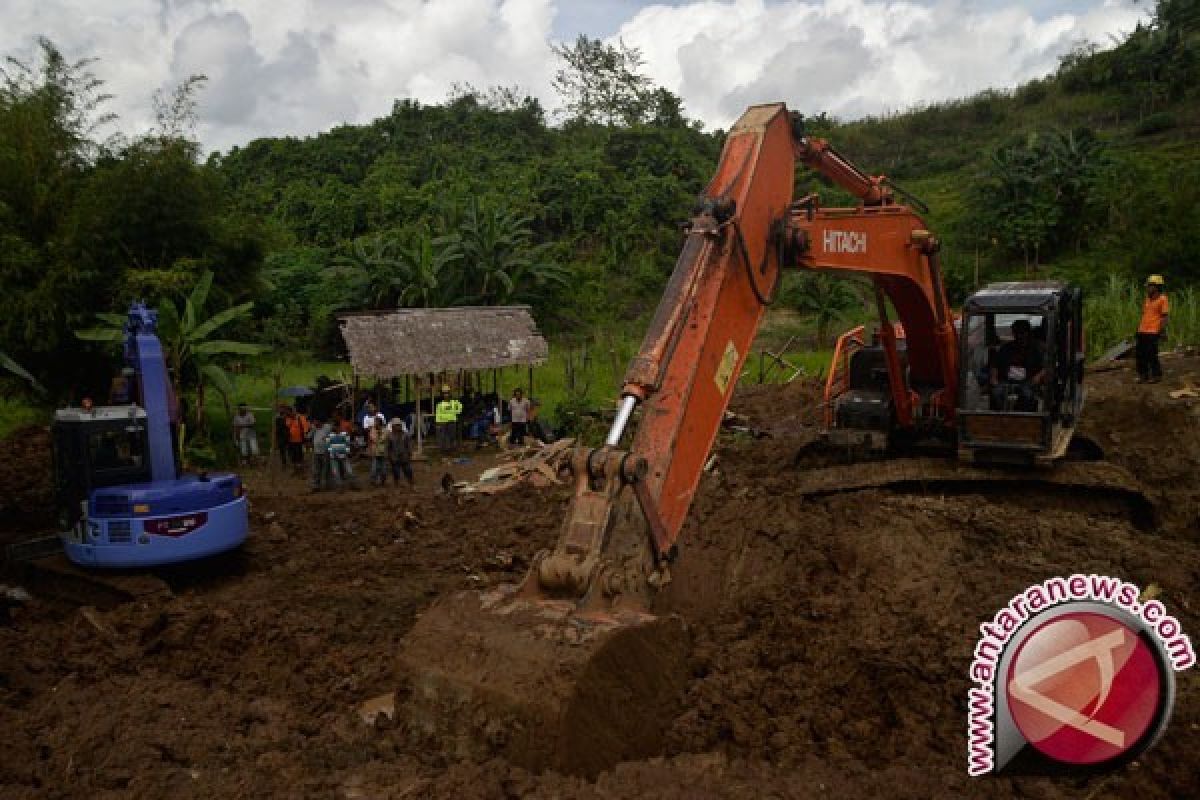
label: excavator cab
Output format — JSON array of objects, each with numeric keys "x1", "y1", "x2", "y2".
[{"x1": 956, "y1": 282, "x2": 1085, "y2": 464}]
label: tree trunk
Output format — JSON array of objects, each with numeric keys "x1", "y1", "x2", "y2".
[{"x1": 195, "y1": 380, "x2": 206, "y2": 435}]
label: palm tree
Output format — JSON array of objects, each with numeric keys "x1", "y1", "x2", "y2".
[
  {"x1": 75, "y1": 271, "x2": 267, "y2": 430},
  {"x1": 331, "y1": 233, "x2": 406, "y2": 309},
  {"x1": 457, "y1": 202, "x2": 568, "y2": 305},
  {"x1": 394, "y1": 226, "x2": 465, "y2": 308},
  {"x1": 790, "y1": 274, "x2": 863, "y2": 347}
]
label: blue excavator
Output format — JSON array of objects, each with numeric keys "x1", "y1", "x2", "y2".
[{"x1": 50, "y1": 303, "x2": 248, "y2": 567}]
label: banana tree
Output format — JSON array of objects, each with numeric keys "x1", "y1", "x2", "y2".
[
  {"x1": 457, "y1": 203, "x2": 568, "y2": 305},
  {"x1": 76, "y1": 270, "x2": 267, "y2": 431},
  {"x1": 395, "y1": 226, "x2": 465, "y2": 308}
]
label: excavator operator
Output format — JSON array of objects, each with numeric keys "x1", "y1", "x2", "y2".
[{"x1": 989, "y1": 319, "x2": 1048, "y2": 411}]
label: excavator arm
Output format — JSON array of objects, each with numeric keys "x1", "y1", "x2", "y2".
[
  {"x1": 538, "y1": 105, "x2": 956, "y2": 589},
  {"x1": 396, "y1": 102, "x2": 958, "y2": 778}
]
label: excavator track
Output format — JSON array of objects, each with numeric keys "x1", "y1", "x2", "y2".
[
  {"x1": 6, "y1": 549, "x2": 172, "y2": 609},
  {"x1": 784, "y1": 456, "x2": 1155, "y2": 527}
]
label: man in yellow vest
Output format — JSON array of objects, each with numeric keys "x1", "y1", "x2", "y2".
[{"x1": 435, "y1": 384, "x2": 463, "y2": 454}]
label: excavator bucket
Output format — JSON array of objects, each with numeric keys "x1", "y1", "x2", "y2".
[{"x1": 396, "y1": 585, "x2": 689, "y2": 777}]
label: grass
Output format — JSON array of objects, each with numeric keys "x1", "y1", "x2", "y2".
[
  {"x1": 1084, "y1": 277, "x2": 1198, "y2": 358},
  {"x1": 0, "y1": 395, "x2": 45, "y2": 440}
]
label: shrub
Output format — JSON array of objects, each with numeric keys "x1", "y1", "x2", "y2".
[{"x1": 1134, "y1": 112, "x2": 1178, "y2": 136}]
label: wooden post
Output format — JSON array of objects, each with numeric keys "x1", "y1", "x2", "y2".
[
  {"x1": 415, "y1": 376, "x2": 425, "y2": 458},
  {"x1": 528, "y1": 365, "x2": 534, "y2": 397},
  {"x1": 270, "y1": 368, "x2": 282, "y2": 477}
]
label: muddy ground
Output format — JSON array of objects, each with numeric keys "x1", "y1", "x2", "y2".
[{"x1": 1, "y1": 358, "x2": 1199, "y2": 798}]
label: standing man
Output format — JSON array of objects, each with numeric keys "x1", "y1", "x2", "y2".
[
  {"x1": 1137, "y1": 274, "x2": 1169, "y2": 384},
  {"x1": 387, "y1": 418, "x2": 415, "y2": 488},
  {"x1": 368, "y1": 412, "x2": 390, "y2": 486},
  {"x1": 508, "y1": 387, "x2": 531, "y2": 448},
  {"x1": 284, "y1": 407, "x2": 310, "y2": 474},
  {"x1": 327, "y1": 423, "x2": 356, "y2": 489},
  {"x1": 232, "y1": 403, "x2": 259, "y2": 467},
  {"x1": 310, "y1": 417, "x2": 333, "y2": 491},
  {"x1": 361, "y1": 400, "x2": 378, "y2": 436},
  {"x1": 434, "y1": 385, "x2": 462, "y2": 455}
]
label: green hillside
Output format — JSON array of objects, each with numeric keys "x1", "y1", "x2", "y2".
[
  {"x1": 2, "y1": 0, "x2": 1198, "y2": 424},
  {"x1": 824, "y1": 0, "x2": 1200, "y2": 295}
]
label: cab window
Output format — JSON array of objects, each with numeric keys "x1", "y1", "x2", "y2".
[{"x1": 88, "y1": 427, "x2": 146, "y2": 473}]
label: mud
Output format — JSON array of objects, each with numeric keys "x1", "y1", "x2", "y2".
[
  {"x1": 0, "y1": 425, "x2": 54, "y2": 544},
  {"x1": 1, "y1": 358, "x2": 1198, "y2": 798}
]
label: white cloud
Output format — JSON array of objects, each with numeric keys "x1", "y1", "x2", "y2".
[
  {"x1": 617, "y1": 0, "x2": 1150, "y2": 128},
  {"x1": 0, "y1": 0, "x2": 1151, "y2": 151}
]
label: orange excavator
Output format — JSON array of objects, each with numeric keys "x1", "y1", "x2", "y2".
[{"x1": 395, "y1": 103, "x2": 1093, "y2": 776}]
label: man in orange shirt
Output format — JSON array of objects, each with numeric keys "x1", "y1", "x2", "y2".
[
  {"x1": 1136, "y1": 274, "x2": 1169, "y2": 384},
  {"x1": 284, "y1": 407, "x2": 311, "y2": 472}
]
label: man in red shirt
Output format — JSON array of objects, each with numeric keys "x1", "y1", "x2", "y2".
[{"x1": 1136, "y1": 275, "x2": 1169, "y2": 384}]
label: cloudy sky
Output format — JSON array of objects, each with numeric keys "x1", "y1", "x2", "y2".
[{"x1": 2, "y1": 0, "x2": 1151, "y2": 152}]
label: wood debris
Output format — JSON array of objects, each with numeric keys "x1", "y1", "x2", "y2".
[
  {"x1": 79, "y1": 606, "x2": 117, "y2": 639},
  {"x1": 1169, "y1": 382, "x2": 1199, "y2": 399},
  {"x1": 458, "y1": 438, "x2": 575, "y2": 494}
]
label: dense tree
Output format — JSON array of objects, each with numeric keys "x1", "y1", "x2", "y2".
[
  {"x1": 0, "y1": 42, "x2": 266, "y2": 397},
  {"x1": 5, "y1": 0, "x2": 1199, "y2": 404},
  {"x1": 551, "y1": 36, "x2": 654, "y2": 126}
]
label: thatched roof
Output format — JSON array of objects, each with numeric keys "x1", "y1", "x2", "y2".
[{"x1": 337, "y1": 306, "x2": 548, "y2": 378}]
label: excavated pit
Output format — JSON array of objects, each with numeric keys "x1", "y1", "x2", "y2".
[{"x1": 0, "y1": 357, "x2": 1198, "y2": 798}]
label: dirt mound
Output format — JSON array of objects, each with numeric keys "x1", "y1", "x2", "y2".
[
  {"x1": 729, "y1": 379, "x2": 825, "y2": 436},
  {"x1": 1, "y1": 361, "x2": 1198, "y2": 798},
  {"x1": 1080, "y1": 356, "x2": 1200, "y2": 535},
  {"x1": 0, "y1": 425, "x2": 54, "y2": 542}
]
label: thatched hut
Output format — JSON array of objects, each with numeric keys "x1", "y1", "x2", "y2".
[{"x1": 337, "y1": 306, "x2": 548, "y2": 452}]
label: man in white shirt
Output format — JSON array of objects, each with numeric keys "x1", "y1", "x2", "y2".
[
  {"x1": 361, "y1": 400, "x2": 378, "y2": 433},
  {"x1": 232, "y1": 403, "x2": 259, "y2": 465},
  {"x1": 508, "y1": 388, "x2": 531, "y2": 447}
]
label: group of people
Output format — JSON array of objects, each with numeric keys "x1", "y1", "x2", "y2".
[
  {"x1": 312, "y1": 409, "x2": 414, "y2": 491},
  {"x1": 229, "y1": 402, "x2": 415, "y2": 491},
  {"x1": 227, "y1": 385, "x2": 547, "y2": 491},
  {"x1": 433, "y1": 384, "x2": 542, "y2": 453}
]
